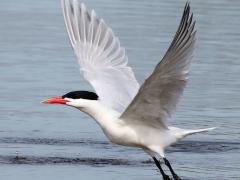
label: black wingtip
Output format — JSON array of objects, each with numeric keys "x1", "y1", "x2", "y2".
[{"x1": 185, "y1": 1, "x2": 191, "y2": 8}]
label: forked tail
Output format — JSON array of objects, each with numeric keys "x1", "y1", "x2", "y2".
[{"x1": 183, "y1": 127, "x2": 216, "y2": 137}]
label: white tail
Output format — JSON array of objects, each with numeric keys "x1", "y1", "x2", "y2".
[{"x1": 183, "y1": 127, "x2": 216, "y2": 137}]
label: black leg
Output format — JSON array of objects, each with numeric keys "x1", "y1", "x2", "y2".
[
  {"x1": 152, "y1": 157, "x2": 170, "y2": 180},
  {"x1": 163, "y1": 158, "x2": 181, "y2": 180}
]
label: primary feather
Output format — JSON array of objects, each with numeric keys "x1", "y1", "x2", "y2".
[
  {"x1": 61, "y1": 0, "x2": 140, "y2": 115},
  {"x1": 120, "y1": 3, "x2": 196, "y2": 129}
]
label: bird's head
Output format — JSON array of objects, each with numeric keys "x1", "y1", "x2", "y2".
[{"x1": 41, "y1": 91, "x2": 99, "y2": 108}]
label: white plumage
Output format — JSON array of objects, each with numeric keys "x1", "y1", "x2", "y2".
[
  {"x1": 43, "y1": 1, "x2": 216, "y2": 179},
  {"x1": 61, "y1": 0, "x2": 139, "y2": 115}
]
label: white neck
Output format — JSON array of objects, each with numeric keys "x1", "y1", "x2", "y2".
[{"x1": 76, "y1": 100, "x2": 120, "y2": 130}]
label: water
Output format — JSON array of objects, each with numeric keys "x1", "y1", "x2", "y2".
[{"x1": 0, "y1": 0, "x2": 240, "y2": 179}]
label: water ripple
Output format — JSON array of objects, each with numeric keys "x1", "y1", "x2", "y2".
[
  {"x1": 0, "y1": 155, "x2": 152, "y2": 166},
  {"x1": 168, "y1": 140, "x2": 240, "y2": 153},
  {"x1": 0, "y1": 137, "x2": 239, "y2": 154},
  {"x1": 0, "y1": 137, "x2": 108, "y2": 146}
]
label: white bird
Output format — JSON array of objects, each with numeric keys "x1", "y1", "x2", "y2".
[{"x1": 42, "y1": 1, "x2": 215, "y2": 179}]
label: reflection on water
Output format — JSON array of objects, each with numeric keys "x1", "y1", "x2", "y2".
[{"x1": 0, "y1": 0, "x2": 240, "y2": 179}]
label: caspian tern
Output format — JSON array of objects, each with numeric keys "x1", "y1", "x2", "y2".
[{"x1": 42, "y1": 1, "x2": 216, "y2": 179}]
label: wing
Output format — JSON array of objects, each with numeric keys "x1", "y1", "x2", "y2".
[
  {"x1": 61, "y1": 0, "x2": 139, "y2": 114},
  {"x1": 120, "y1": 3, "x2": 196, "y2": 129}
]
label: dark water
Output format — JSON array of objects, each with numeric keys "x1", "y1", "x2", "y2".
[{"x1": 0, "y1": 0, "x2": 240, "y2": 179}]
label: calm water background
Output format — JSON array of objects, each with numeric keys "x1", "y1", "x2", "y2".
[{"x1": 0, "y1": 0, "x2": 240, "y2": 179}]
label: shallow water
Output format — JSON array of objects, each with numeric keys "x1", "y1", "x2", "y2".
[{"x1": 0, "y1": 0, "x2": 240, "y2": 179}]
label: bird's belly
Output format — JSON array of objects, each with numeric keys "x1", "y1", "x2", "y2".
[
  {"x1": 109, "y1": 135, "x2": 139, "y2": 147},
  {"x1": 102, "y1": 125, "x2": 140, "y2": 147},
  {"x1": 133, "y1": 126, "x2": 178, "y2": 149}
]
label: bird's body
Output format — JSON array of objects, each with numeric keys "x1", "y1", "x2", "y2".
[
  {"x1": 42, "y1": 1, "x2": 216, "y2": 179},
  {"x1": 69, "y1": 99, "x2": 213, "y2": 157}
]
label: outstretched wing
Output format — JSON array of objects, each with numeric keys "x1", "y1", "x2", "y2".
[
  {"x1": 61, "y1": 0, "x2": 139, "y2": 114},
  {"x1": 120, "y1": 3, "x2": 196, "y2": 129}
]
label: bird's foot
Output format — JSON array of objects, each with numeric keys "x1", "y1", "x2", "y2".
[
  {"x1": 162, "y1": 175, "x2": 171, "y2": 180},
  {"x1": 173, "y1": 174, "x2": 181, "y2": 180}
]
